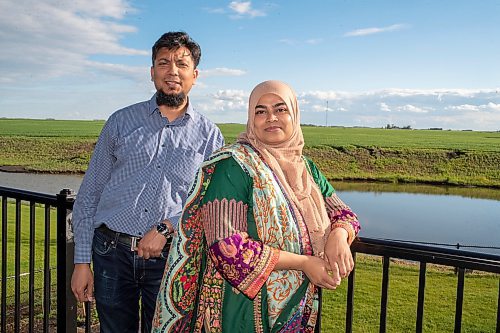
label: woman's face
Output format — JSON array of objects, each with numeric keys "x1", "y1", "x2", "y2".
[{"x1": 253, "y1": 93, "x2": 294, "y2": 145}]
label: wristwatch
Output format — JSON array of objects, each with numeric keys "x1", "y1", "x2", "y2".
[{"x1": 156, "y1": 222, "x2": 173, "y2": 238}]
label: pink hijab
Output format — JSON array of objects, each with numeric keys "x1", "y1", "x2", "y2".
[{"x1": 238, "y1": 80, "x2": 330, "y2": 256}]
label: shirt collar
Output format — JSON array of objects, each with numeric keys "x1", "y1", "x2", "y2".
[{"x1": 149, "y1": 93, "x2": 198, "y2": 122}]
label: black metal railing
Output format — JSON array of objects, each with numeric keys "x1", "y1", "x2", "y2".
[
  {"x1": 0, "y1": 186, "x2": 76, "y2": 333},
  {"x1": 1, "y1": 186, "x2": 499, "y2": 332},
  {"x1": 345, "y1": 237, "x2": 500, "y2": 333}
]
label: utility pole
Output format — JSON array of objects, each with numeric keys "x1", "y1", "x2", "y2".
[{"x1": 325, "y1": 100, "x2": 328, "y2": 127}]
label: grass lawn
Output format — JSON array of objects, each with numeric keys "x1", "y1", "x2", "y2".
[{"x1": 321, "y1": 255, "x2": 499, "y2": 332}]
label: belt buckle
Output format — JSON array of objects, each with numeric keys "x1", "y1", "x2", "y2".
[{"x1": 130, "y1": 237, "x2": 138, "y2": 251}]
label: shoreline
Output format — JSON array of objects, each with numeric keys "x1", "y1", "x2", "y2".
[
  {"x1": 0, "y1": 165, "x2": 85, "y2": 175},
  {"x1": 2, "y1": 164, "x2": 499, "y2": 190}
]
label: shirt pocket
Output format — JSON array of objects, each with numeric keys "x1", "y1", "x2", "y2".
[
  {"x1": 170, "y1": 147, "x2": 205, "y2": 194},
  {"x1": 114, "y1": 127, "x2": 158, "y2": 164}
]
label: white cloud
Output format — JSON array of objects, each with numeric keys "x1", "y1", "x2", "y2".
[
  {"x1": 300, "y1": 91, "x2": 348, "y2": 101},
  {"x1": 212, "y1": 89, "x2": 247, "y2": 101},
  {"x1": 344, "y1": 24, "x2": 408, "y2": 37},
  {"x1": 297, "y1": 88, "x2": 500, "y2": 130},
  {"x1": 85, "y1": 61, "x2": 148, "y2": 81},
  {"x1": 305, "y1": 38, "x2": 323, "y2": 45},
  {"x1": 311, "y1": 104, "x2": 328, "y2": 112},
  {"x1": 198, "y1": 89, "x2": 247, "y2": 111},
  {"x1": 197, "y1": 88, "x2": 500, "y2": 129},
  {"x1": 0, "y1": 0, "x2": 147, "y2": 83},
  {"x1": 446, "y1": 102, "x2": 500, "y2": 112},
  {"x1": 193, "y1": 89, "x2": 248, "y2": 122},
  {"x1": 279, "y1": 39, "x2": 297, "y2": 46},
  {"x1": 279, "y1": 38, "x2": 323, "y2": 46},
  {"x1": 228, "y1": 1, "x2": 266, "y2": 18},
  {"x1": 446, "y1": 104, "x2": 480, "y2": 111},
  {"x1": 379, "y1": 102, "x2": 391, "y2": 112},
  {"x1": 487, "y1": 102, "x2": 500, "y2": 111},
  {"x1": 200, "y1": 67, "x2": 247, "y2": 77},
  {"x1": 205, "y1": 7, "x2": 226, "y2": 14},
  {"x1": 395, "y1": 104, "x2": 430, "y2": 113}
]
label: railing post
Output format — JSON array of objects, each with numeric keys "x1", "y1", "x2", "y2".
[
  {"x1": 379, "y1": 256, "x2": 390, "y2": 333},
  {"x1": 416, "y1": 262, "x2": 427, "y2": 333},
  {"x1": 315, "y1": 288, "x2": 322, "y2": 333},
  {"x1": 346, "y1": 252, "x2": 356, "y2": 333},
  {"x1": 454, "y1": 267, "x2": 465, "y2": 333},
  {"x1": 56, "y1": 189, "x2": 77, "y2": 333}
]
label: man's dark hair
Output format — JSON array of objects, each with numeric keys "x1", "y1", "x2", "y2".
[{"x1": 152, "y1": 31, "x2": 201, "y2": 68}]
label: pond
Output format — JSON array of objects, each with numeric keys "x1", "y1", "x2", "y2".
[
  {"x1": 1, "y1": 171, "x2": 499, "y2": 255},
  {"x1": 334, "y1": 182, "x2": 500, "y2": 256}
]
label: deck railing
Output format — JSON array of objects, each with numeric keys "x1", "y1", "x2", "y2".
[
  {"x1": 1, "y1": 186, "x2": 499, "y2": 332},
  {"x1": 0, "y1": 186, "x2": 76, "y2": 333},
  {"x1": 344, "y1": 237, "x2": 500, "y2": 333}
]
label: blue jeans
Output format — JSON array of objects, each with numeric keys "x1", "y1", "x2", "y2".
[{"x1": 92, "y1": 228, "x2": 169, "y2": 333}]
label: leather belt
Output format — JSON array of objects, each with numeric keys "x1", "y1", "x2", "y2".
[
  {"x1": 96, "y1": 225, "x2": 142, "y2": 251},
  {"x1": 96, "y1": 225, "x2": 173, "y2": 253}
]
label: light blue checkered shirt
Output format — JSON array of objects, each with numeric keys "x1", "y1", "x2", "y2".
[{"x1": 72, "y1": 94, "x2": 224, "y2": 263}]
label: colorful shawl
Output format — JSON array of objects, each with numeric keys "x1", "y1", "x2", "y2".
[{"x1": 152, "y1": 143, "x2": 318, "y2": 332}]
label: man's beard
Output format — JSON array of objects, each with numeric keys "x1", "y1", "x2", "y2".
[{"x1": 156, "y1": 90, "x2": 186, "y2": 108}]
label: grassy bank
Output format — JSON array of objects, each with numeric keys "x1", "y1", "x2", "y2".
[{"x1": 1, "y1": 119, "x2": 500, "y2": 187}]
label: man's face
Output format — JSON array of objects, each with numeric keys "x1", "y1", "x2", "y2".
[{"x1": 151, "y1": 46, "x2": 198, "y2": 104}]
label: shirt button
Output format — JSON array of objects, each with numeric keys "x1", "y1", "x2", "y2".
[
  {"x1": 144, "y1": 208, "x2": 148, "y2": 212},
  {"x1": 138, "y1": 232, "x2": 142, "y2": 236},
  {"x1": 157, "y1": 165, "x2": 161, "y2": 169}
]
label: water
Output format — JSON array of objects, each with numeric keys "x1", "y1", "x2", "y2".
[
  {"x1": 1, "y1": 171, "x2": 499, "y2": 255},
  {"x1": 0, "y1": 171, "x2": 83, "y2": 194},
  {"x1": 336, "y1": 188, "x2": 500, "y2": 256}
]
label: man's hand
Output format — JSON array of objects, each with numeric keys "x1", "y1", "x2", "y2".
[
  {"x1": 324, "y1": 227, "x2": 354, "y2": 278},
  {"x1": 136, "y1": 220, "x2": 173, "y2": 259},
  {"x1": 71, "y1": 263, "x2": 94, "y2": 302}
]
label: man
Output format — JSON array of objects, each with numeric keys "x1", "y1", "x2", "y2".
[{"x1": 71, "y1": 31, "x2": 224, "y2": 333}]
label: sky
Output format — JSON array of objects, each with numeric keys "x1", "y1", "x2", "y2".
[{"x1": 0, "y1": 0, "x2": 499, "y2": 131}]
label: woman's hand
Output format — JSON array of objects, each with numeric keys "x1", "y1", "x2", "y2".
[
  {"x1": 274, "y1": 250, "x2": 341, "y2": 289},
  {"x1": 302, "y1": 256, "x2": 341, "y2": 290},
  {"x1": 324, "y1": 228, "x2": 354, "y2": 278}
]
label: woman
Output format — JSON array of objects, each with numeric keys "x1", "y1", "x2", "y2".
[{"x1": 152, "y1": 80, "x2": 360, "y2": 332}]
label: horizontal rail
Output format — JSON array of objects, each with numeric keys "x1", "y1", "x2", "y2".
[
  {"x1": 351, "y1": 237, "x2": 500, "y2": 274},
  {"x1": 0, "y1": 186, "x2": 58, "y2": 205}
]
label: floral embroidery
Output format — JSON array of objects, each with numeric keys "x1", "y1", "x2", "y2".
[
  {"x1": 208, "y1": 232, "x2": 280, "y2": 299},
  {"x1": 194, "y1": 266, "x2": 224, "y2": 333},
  {"x1": 329, "y1": 208, "x2": 361, "y2": 244},
  {"x1": 202, "y1": 198, "x2": 248, "y2": 245},
  {"x1": 325, "y1": 195, "x2": 361, "y2": 244},
  {"x1": 153, "y1": 144, "x2": 322, "y2": 332}
]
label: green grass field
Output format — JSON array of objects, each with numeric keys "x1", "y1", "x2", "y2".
[
  {"x1": 3, "y1": 119, "x2": 500, "y2": 151},
  {"x1": 1, "y1": 119, "x2": 500, "y2": 187},
  {"x1": 322, "y1": 256, "x2": 499, "y2": 332},
  {"x1": 0, "y1": 201, "x2": 58, "y2": 329}
]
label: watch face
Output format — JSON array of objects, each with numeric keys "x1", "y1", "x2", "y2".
[{"x1": 157, "y1": 223, "x2": 168, "y2": 234}]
